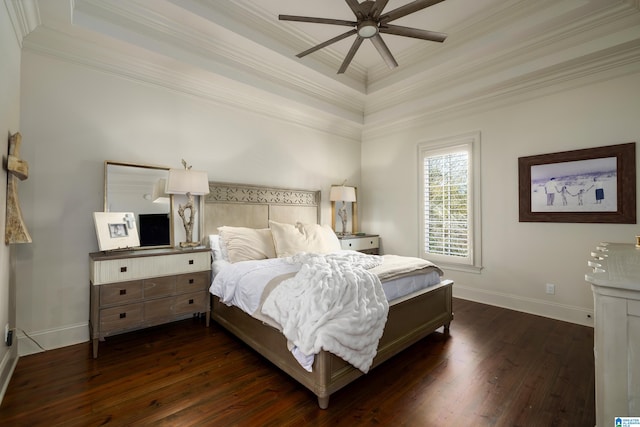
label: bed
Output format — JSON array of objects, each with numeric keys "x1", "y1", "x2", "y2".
[{"x1": 201, "y1": 182, "x2": 454, "y2": 409}]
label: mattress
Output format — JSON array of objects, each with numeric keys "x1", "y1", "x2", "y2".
[{"x1": 210, "y1": 253, "x2": 442, "y2": 317}]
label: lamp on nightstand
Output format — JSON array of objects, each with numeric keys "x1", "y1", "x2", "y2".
[
  {"x1": 165, "y1": 159, "x2": 209, "y2": 248},
  {"x1": 330, "y1": 184, "x2": 356, "y2": 236}
]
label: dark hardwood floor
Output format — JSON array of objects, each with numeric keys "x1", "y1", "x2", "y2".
[{"x1": 0, "y1": 298, "x2": 594, "y2": 426}]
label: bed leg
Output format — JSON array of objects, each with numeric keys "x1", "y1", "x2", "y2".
[
  {"x1": 443, "y1": 322, "x2": 451, "y2": 335},
  {"x1": 318, "y1": 395, "x2": 330, "y2": 409}
]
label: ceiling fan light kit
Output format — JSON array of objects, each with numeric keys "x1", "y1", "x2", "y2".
[
  {"x1": 357, "y1": 21, "x2": 378, "y2": 38},
  {"x1": 280, "y1": 0, "x2": 448, "y2": 74}
]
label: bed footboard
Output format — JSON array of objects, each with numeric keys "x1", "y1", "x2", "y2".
[{"x1": 211, "y1": 279, "x2": 453, "y2": 408}]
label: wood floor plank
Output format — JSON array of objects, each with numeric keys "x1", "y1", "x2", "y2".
[{"x1": 0, "y1": 299, "x2": 594, "y2": 426}]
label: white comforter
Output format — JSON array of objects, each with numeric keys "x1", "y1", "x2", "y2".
[
  {"x1": 209, "y1": 251, "x2": 440, "y2": 373},
  {"x1": 261, "y1": 252, "x2": 388, "y2": 373}
]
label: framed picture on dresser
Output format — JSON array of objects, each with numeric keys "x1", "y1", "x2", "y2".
[{"x1": 93, "y1": 212, "x2": 140, "y2": 251}]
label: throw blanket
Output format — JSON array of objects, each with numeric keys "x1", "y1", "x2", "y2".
[
  {"x1": 369, "y1": 254, "x2": 443, "y2": 281},
  {"x1": 261, "y1": 252, "x2": 389, "y2": 373}
]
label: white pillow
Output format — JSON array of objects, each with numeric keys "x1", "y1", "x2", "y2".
[
  {"x1": 208, "y1": 234, "x2": 227, "y2": 262},
  {"x1": 217, "y1": 226, "x2": 276, "y2": 263},
  {"x1": 269, "y1": 220, "x2": 341, "y2": 257}
]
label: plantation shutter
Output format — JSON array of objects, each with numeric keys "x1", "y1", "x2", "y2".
[{"x1": 423, "y1": 149, "x2": 469, "y2": 258}]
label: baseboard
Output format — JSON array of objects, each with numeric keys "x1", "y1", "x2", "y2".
[
  {"x1": 0, "y1": 346, "x2": 18, "y2": 405},
  {"x1": 17, "y1": 322, "x2": 89, "y2": 357},
  {"x1": 453, "y1": 285, "x2": 594, "y2": 327}
]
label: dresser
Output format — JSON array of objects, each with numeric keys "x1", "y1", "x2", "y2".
[
  {"x1": 585, "y1": 243, "x2": 640, "y2": 426},
  {"x1": 339, "y1": 234, "x2": 379, "y2": 255},
  {"x1": 89, "y1": 248, "x2": 211, "y2": 358}
]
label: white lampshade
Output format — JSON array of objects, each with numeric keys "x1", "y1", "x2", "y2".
[
  {"x1": 152, "y1": 178, "x2": 170, "y2": 203},
  {"x1": 165, "y1": 169, "x2": 210, "y2": 195},
  {"x1": 329, "y1": 185, "x2": 356, "y2": 202}
]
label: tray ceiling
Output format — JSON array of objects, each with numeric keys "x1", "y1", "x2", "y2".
[{"x1": 14, "y1": 0, "x2": 640, "y2": 138}]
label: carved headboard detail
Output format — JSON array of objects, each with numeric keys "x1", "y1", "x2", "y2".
[{"x1": 200, "y1": 182, "x2": 321, "y2": 238}]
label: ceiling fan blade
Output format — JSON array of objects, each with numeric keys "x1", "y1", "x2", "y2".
[
  {"x1": 380, "y1": 0, "x2": 446, "y2": 23},
  {"x1": 344, "y1": 0, "x2": 364, "y2": 20},
  {"x1": 379, "y1": 24, "x2": 447, "y2": 42},
  {"x1": 279, "y1": 15, "x2": 356, "y2": 27},
  {"x1": 338, "y1": 36, "x2": 364, "y2": 74},
  {"x1": 296, "y1": 29, "x2": 357, "y2": 58},
  {"x1": 370, "y1": 0, "x2": 390, "y2": 19},
  {"x1": 370, "y1": 34, "x2": 398, "y2": 69}
]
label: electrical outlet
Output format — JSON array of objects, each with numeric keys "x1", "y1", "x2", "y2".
[{"x1": 546, "y1": 283, "x2": 556, "y2": 295}]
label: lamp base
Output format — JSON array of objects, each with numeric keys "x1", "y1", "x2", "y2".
[{"x1": 179, "y1": 241, "x2": 200, "y2": 248}]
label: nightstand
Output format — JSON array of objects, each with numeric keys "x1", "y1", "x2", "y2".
[
  {"x1": 89, "y1": 247, "x2": 211, "y2": 358},
  {"x1": 338, "y1": 234, "x2": 379, "y2": 255}
]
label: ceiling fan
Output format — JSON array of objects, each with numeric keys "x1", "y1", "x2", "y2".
[{"x1": 279, "y1": 0, "x2": 448, "y2": 74}]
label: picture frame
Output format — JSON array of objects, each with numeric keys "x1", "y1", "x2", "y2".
[
  {"x1": 93, "y1": 212, "x2": 141, "y2": 251},
  {"x1": 518, "y1": 142, "x2": 636, "y2": 223}
]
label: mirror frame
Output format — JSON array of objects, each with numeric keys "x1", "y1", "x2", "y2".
[{"x1": 104, "y1": 160, "x2": 174, "y2": 249}]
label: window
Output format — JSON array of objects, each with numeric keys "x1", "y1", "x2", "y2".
[{"x1": 418, "y1": 132, "x2": 482, "y2": 273}]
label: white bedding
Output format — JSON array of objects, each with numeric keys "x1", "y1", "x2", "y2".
[
  {"x1": 209, "y1": 250, "x2": 443, "y2": 372},
  {"x1": 262, "y1": 252, "x2": 388, "y2": 373},
  {"x1": 210, "y1": 251, "x2": 442, "y2": 313}
]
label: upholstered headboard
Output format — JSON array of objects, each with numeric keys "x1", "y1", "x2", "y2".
[{"x1": 200, "y1": 182, "x2": 321, "y2": 237}]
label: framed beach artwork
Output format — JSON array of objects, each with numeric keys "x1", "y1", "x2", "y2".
[{"x1": 518, "y1": 143, "x2": 636, "y2": 223}]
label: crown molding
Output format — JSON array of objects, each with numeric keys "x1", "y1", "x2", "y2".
[
  {"x1": 73, "y1": 0, "x2": 366, "y2": 112},
  {"x1": 23, "y1": 26, "x2": 363, "y2": 142},
  {"x1": 366, "y1": 0, "x2": 544, "y2": 87},
  {"x1": 3, "y1": 0, "x2": 40, "y2": 47},
  {"x1": 365, "y1": 0, "x2": 640, "y2": 115},
  {"x1": 170, "y1": 0, "x2": 369, "y2": 87},
  {"x1": 363, "y1": 40, "x2": 640, "y2": 140}
]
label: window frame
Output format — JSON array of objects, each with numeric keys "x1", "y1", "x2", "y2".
[{"x1": 418, "y1": 131, "x2": 482, "y2": 273}]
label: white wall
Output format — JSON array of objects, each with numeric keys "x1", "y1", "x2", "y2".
[
  {"x1": 362, "y1": 71, "x2": 640, "y2": 326},
  {"x1": 16, "y1": 51, "x2": 361, "y2": 355},
  {"x1": 0, "y1": 1, "x2": 22, "y2": 400}
]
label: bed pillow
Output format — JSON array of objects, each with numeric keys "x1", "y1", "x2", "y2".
[
  {"x1": 269, "y1": 220, "x2": 341, "y2": 257},
  {"x1": 208, "y1": 234, "x2": 227, "y2": 262},
  {"x1": 217, "y1": 226, "x2": 276, "y2": 263}
]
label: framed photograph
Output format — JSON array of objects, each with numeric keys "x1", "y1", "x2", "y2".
[
  {"x1": 93, "y1": 212, "x2": 140, "y2": 251},
  {"x1": 518, "y1": 142, "x2": 636, "y2": 223}
]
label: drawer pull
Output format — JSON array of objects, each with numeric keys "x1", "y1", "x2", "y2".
[
  {"x1": 119, "y1": 313, "x2": 126, "y2": 319},
  {"x1": 189, "y1": 299, "x2": 194, "y2": 304},
  {"x1": 189, "y1": 279, "x2": 194, "y2": 284},
  {"x1": 370, "y1": 240, "x2": 374, "y2": 244},
  {"x1": 348, "y1": 243, "x2": 352, "y2": 247},
  {"x1": 119, "y1": 289, "x2": 126, "y2": 295},
  {"x1": 188, "y1": 260, "x2": 194, "y2": 265},
  {"x1": 120, "y1": 267, "x2": 127, "y2": 273}
]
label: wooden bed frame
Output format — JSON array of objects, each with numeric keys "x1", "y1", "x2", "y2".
[{"x1": 201, "y1": 182, "x2": 454, "y2": 408}]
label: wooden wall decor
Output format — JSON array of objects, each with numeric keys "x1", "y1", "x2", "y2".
[{"x1": 5, "y1": 132, "x2": 32, "y2": 244}]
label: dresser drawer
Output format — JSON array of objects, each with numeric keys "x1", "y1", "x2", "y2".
[
  {"x1": 175, "y1": 291, "x2": 208, "y2": 315},
  {"x1": 176, "y1": 271, "x2": 210, "y2": 294},
  {"x1": 91, "y1": 251, "x2": 211, "y2": 285},
  {"x1": 144, "y1": 276, "x2": 176, "y2": 298},
  {"x1": 144, "y1": 298, "x2": 176, "y2": 321},
  {"x1": 341, "y1": 236, "x2": 379, "y2": 251},
  {"x1": 144, "y1": 291, "x2": 208, "y2": 320},
  {"x1": 100, "y1": 303, "x2": 144, "y2": 334},
  {"x1": 100, "y1": 281, "x2": 143, "y2": 305}
]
